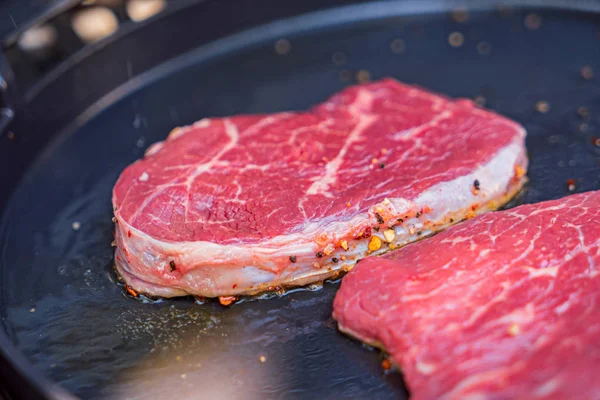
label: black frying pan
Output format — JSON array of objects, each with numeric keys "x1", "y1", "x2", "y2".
[{"x1": 1, "y1": 0, "x2": 599, "y2": 398}]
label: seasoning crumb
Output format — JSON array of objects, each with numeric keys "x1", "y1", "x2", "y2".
[
  {"x1": 340, "y1": 255, "x2": 346, "y2": 261},
  {"x1": 340, "y1": 240, "x2": 349, "y2": 251},
  {"x1": 339, "y1": 70, "x2": 352, "y2": 82},
  {"x1": 368, "y1": 236, "x2": 382, "y2": 251},
  {"x1": 29, "y1": 307, "x2": 35, "y2": 313},
  {"x1": 259, "y1": 355, "x2": 267, "y2": 363},
  {"x1": 332, "y1": 257, "x2": 339, "y2": 263},
  {"x1": 524, "y1": 13, "x2": 542, "y2": 30},
  {"x1": 397, "y1": 218, "x2": 404, "y2": 223},
  {"x1": 356, "y1": 69, "x2": 371, "y2": 83},
  {"x1": 535, "y1": 101, "x2": 550, "y2": 113},
  {"x1": 379, "y1": 163, "x2": 385, "y2": 169},
  {"x1": 581, "y1": 65, "x2": 594, "y2": 80},
  {"x1": 316, "y1": 251, "x2": 323, "y2": 258},
  {"x1": 289, "y1": 255, "x2": 297, "y2": 263},
  {"x1": 390, "y1": 38, "x2": 406, "y2": 54},
  {"x1": 381, "y1": 358, "x2": 392, "y2": 371},
  {"x1": 450, "y1": 8, "x2": 469, "y2": 23},
  {"x1": 375, "y1": 213, "x2": 385, "y2": 224},
  {"x1": 448, "y1": 31, "x2": 464, "y2": 47},
  {"x1": 577, "y1": 106, "x2": 589, "y2": 119},
  {"x1": 566, "y1": 179, "x2": 576, "y2": 192},
  {"x1": 274, "y1": 38, "x2": 291, "y2": 55},
  {"x1": 169, "y1": 260, "x2": 176, "y2": 272},
  {"x1": 476, "y1": 41, "x2": 491, "y2": 55},
  {"x1": 346, "y1": 202, "x2": 352, "y2": 207},
  {"x1": 508, "y1": 323, "x2": 521, "y2": 336},
  {"x1": 548, "y1": 135, "x2": 560, "y2": 144},
  {"x1": 332, "y1": 52, "x2": 346, "y2": 66},
  {"x1": 372, "y1": 158, "x2": 379, "y2": 164},
  {"x1": 312, "y1": 262, "x2": 320, "y2": 268},
  {"x1": 72, "y1": 221, "x2": 81, "y2": 230},
  {"x1": 472, "y1": 179, "x2": 481, "y2": 194},
  {"x1": 111, "y1": 240, "x2": 117, "y2": 247},
  {"x1": 474, "y1": 96, "x2": 486, "y2": 107},
  {"x1": 383, "y1": 229, "x2": 396, "y2": 243},
  {"x1": 324, "y1": 243, "x2": 335, "y2": 255}
]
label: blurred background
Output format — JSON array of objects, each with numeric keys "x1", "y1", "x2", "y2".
[{"x1": 2, "y1": 0, "x2": 168, "y2": 93}]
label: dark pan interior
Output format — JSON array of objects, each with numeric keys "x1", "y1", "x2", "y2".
[{"x1": 1, "y1": 2, "x2": 600, "y2": 399}]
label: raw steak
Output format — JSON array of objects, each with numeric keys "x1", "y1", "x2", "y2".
[
  {"x1": 112, "y1": 78, "x2": 527, "y2": 298},
  {"x1": 333, "y1": 190, "x2": 600, "y2": 400}
]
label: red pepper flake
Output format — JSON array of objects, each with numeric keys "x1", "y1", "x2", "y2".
[
  {"x1": 358, "y1": 226, "x2": 372, "y2": 239},
  {"x1": 535, "y1": 100, "x2": 550, "y2": 113},
  {"x1": 566, "y1": 179, "x2": 576, "y2": 192},
  {"x1": 127, "y1": 230, "x2": 132, "y2": 238},
  {"x1": 232, "y1": 283, "x2": 238, "y2": 289},
  {"x1": 125, "y1": 285, "x2": 139, "y2": 297},
  {"x1": 219, "y1": 296, "x2": 237, "y2": 306},
  {"x1": 381, "y1": 358, "x2": 392, "y2": 371},
  {"x1": 592, "y1": 136, "x2": 600, "y2": 147},
  {"x1": 289, "y1": 255, "x2": 297, "y2": 263},
  {"x1": 169, "y1": 260, "x2": 176, "y2": 271}
]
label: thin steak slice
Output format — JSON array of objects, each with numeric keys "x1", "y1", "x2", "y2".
[
  {"x1": 112, "y1": 78, "x2": 527, "y2": 298},
  {"x1": 333, "y1": 190, "x2": 600, "y2": 400}
]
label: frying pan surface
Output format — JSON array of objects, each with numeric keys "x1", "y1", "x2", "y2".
[{"x1": 1, "y1": 1, "x2": 600, "y2": 398}]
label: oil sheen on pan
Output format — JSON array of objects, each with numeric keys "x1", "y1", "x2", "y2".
[{"x1": 112, "y1": 78, "x2": 528, "y2": 298}]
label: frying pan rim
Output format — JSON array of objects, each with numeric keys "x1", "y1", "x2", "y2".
[
  {"x1": 23, "y1": 0, "x2": 600, "y2": 103},
  {"x1": 1, "y1": 0, "x2": 600, "y2": 398}
]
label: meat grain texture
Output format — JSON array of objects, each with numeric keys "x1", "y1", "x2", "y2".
[
  {"x1": 333, "y1": 190, "x2": 600, "y2": 400},
  {"x1": 112, "y1": 78, "x2": 527, "y2": 298}
]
